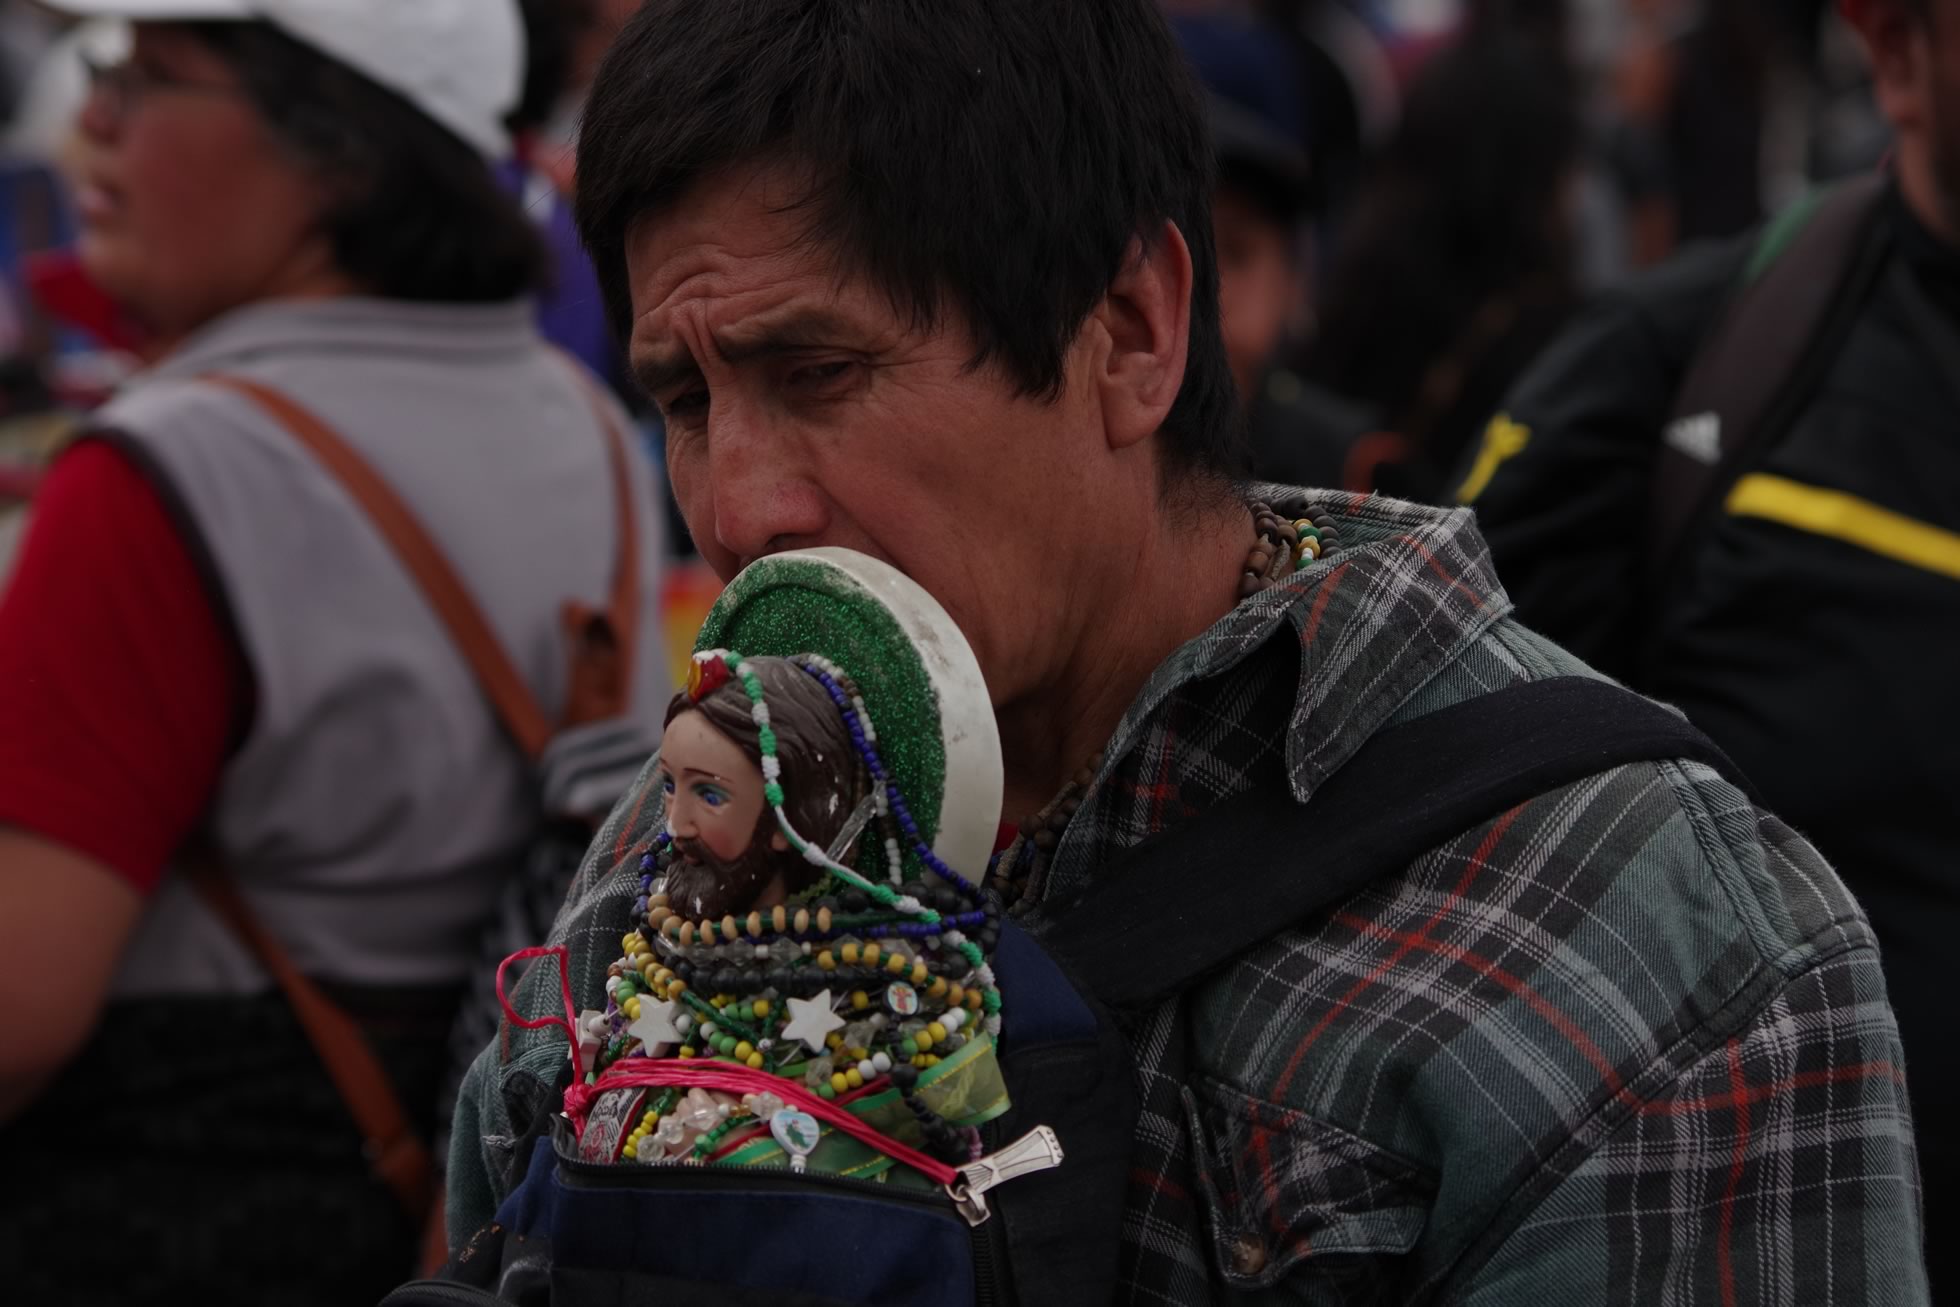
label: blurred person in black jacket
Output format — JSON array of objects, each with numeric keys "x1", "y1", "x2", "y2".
[{"x1": 1467, "y1": 0, "x2": 1960, "y2": 1287}]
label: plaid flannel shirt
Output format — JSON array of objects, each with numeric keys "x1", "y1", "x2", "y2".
[{"x1": 450, "y1": 489, "x2": 1927, "y2": 1304}]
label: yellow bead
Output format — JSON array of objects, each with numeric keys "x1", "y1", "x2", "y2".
[
  {"x1": 663, "y1": 916, "x2": 682, "y2": 939},
  {"x1": 816, "y1": 907, "x2": 833, "y2": 933},
  {"x1": 946, "y1": 984, "x2": 964, "y2": 1006},
  {"x1": 830, "y1": 1072, "x2": 850, "y2": 1094},
  {"x1": 752, "y1": 999, "x2": 771, "y2": 1019},
  {"x1": 794, "y1": 908, "x2": 811, "y2": 934},
  {"x1": 851, "y1": 990, "x2": 869, "y2": 1010},
  {"x1": 772, "y1": 905, "x2": 788, "y2": 932},
  {"x1": 650, "y1": 892, "x2": 670, "y2": 910},
  {"x1": 826, "y1": 1032, "x2": 845, "y2": 1049},
  {"x1": 925, "y1": 1055, "x2": 940, "y2": 1067},
  {"x1": 722, "y1": 914, "x2": 739, "y2": 941},
  {"x1": 679, "y1": 922, "x2": 695, "y2": 946},
  {"x1": 927, "y1": 1022, "x2": 947, "y2": 1043},
  {"x1": 678, "y1": 1046, "x2": 696, "y2": 1059},
  {"x1": 845, "y1": 1069, "x2": 864, "y2": 1089},
  {"x1": 747, "y1": 911, "x2": 764, "y2": 938},
  {"x1": 668, "y1": 980, "x2": 688, "y2": 997},
  {"x1": 886, "y1": 954, "x2": 906, "y2": 974},
  {"x1": 913, "y1": 1054, "x2": 928, "y2": 1068},
  {"x1": 817, "y1": 952, "x2": 837, "y2": 971},
  {"x1": 964, "y1": 990, "x2": 983, "y2": 1010},
  {"x1": 746, "y1": 1052, "x2": 764, "y2": 1070},
  {"x1": 734, "y1": 1041, "x2": 755, "y2": 1061},
  {"x1": 623, "y1": 1143, "x2": 638, "y2": 1159},
  {"x1": 862, "y1": 943, "x2": 882, "y2": 966},
  {"x1": 624, "y1": 997, "x2": 642, "y2": 1020},
  {"x1": 911, "y1": 962, "x2": 929, "y2": 984},
  {"x1": 621, "y1": 934, "x2": 639, "y2": 953},
  {"x1": 914, "y1": 1028, "x2": 933, "y2": 1051},
  {"x1": 929, "y1": 978, "x2": 949, "y2": 999},
  {"x1": 840, "y1": 943, "x2": 860, "y2": 964}
]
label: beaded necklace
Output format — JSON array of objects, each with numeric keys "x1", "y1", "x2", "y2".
[{"x1": 992, "y1": 500, "x2": 1340, "y2": 911}]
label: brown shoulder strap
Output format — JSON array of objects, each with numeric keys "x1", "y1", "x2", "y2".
[
  {"x1": 184, "y1": 858, "x2": 435, "y2": 1218},
  {"x1": 207, "y1": 369, "x2": 645, "y2": 753},
  {"x1": 561, "y1": 358, "x2": 642, "y2": 710}
]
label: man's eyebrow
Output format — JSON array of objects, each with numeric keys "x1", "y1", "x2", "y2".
[
  {"x1": 675, "y1": 766, "x2": 733, "y2": 785},
  {"x1": 631, "y1": 307, "x2": 868, "y2": 396}
]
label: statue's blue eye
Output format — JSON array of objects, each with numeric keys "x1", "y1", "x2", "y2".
[
  {"x1": 697, "y1": 785, "x2": 727, "y2": 808},
  {"x1": 659, "y1": 776, "x2": 675, "y2": 797}
]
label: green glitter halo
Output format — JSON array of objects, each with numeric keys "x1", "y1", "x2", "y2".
[{"x1": 694, "y1": 550, "x2": 1001, "y2": 885}]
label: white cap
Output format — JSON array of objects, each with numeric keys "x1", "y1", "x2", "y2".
[{"x1": 42, "y1": 0, "x2": 524, "y2": 159}]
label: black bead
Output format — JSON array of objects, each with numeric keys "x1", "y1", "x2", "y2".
[
  {"x1": 929, "y1": 886, "x2": 962, "y2": 915},
  {"x1": 815, "y1": 896, "x2": 840, "y2": 914},
  {"x1": 841, "y1": 888, "x2": 870, "y2": 913},
  {"x1": 889, "y1": 1064, "x2": 919, "y2": 1090},
  {"x1": 765, "y1": 969, "x2": 790, "y2": 990},
  {"x1": 978, "y1": 929, "x2": 1000, "y2": 953}
]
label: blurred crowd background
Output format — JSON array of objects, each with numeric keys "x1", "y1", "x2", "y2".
[
  {"x1": 0, "y1": 0, "x2": 1892, "y2": 581},
  {"x1": 0, "y1": 0, "x2": 1948, "y2": 1299}
]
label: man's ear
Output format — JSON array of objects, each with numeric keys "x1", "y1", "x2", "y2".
[{"x1": 1089, "y1": 219, "x2": 1194, "y2": 453}]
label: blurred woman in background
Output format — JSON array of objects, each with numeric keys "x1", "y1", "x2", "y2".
[{"x1": 0, "y1": 3, "x2": 666, "y2": 1303}]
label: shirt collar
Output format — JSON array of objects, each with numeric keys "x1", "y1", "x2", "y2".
[{"x1": 1097, "y1": 486, "x2": 1512, "y2": 806}]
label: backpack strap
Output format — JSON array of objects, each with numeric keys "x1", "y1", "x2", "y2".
[
  {"x1": 1646, "y1": 172, "x2": 1891, "y2": 599},
  {"x1": 1040, "y1": 677, "x2": 1750, "y2": 1013}
]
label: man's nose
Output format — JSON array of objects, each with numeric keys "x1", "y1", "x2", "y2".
[{"x1": 698, "y1": 407, "x2": 830, "y2": 569}]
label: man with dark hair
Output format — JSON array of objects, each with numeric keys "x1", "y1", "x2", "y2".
[
  {"x1": 1469, "y1": 0, "x2": 1960, "y2": 1289},
  {"x1": 456, "y1": 1, "x2": 1928, "y2": 1300}
]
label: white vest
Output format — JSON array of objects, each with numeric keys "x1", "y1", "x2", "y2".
[{"x1": 100, "y1": 297, "x2": 667, "y2": 997}]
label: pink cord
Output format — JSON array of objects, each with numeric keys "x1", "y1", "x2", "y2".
[
  {"x1": 563, "y1": 1058, "x2": 961, "y2": 1186},
  {"x1": 497, "y1": 945, "x2": 583, "y2": 1079}
]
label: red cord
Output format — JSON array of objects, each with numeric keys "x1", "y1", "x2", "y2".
[
  {"x1": 497, "y1": 945, "x2": 583, "y2": 1079},
  {"x1": 564, "y1": 1058, "x2": 961, "y2": 1186}
]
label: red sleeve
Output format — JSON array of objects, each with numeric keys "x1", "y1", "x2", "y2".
[{"x1": 0, "y1": 439, "x2": 241, "y2": 891}]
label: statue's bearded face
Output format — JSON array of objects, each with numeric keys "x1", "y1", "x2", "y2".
[{"x1": 656, "y1": 708, "x2": 797, "y2": 920}]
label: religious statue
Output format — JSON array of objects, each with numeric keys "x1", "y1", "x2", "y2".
[{"x1": 558, "y1": 549, "x2": 1021, "y2": 1182}]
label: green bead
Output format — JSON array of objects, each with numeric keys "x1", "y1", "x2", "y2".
[
  {"x1": 901, "y1": 1038, "x2": 919, "y2": 1057},
  {"x1": 983, "y1": 989, "x2": 1002, "y2": 1014},
  {"x1": 818, "y1": 1083, "x2": 837, "y2": 1100}
]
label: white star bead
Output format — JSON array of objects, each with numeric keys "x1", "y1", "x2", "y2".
[
  {"x1": 782, "y1": 989, "x2": 848, "y2": 1053},
  {"x1": 627, "y1": 999, "x2": 685, "y2": 1051}
]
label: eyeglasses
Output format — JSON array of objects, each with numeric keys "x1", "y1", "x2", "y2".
[{"x1": 78, "y1": 53, "x2": 249, "y2": 123}]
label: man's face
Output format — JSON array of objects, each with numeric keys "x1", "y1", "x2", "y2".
[
  {"x1": 1861, "y1": 0, "x2": 1960, "y2": 239},
  {"x1": 1212, "y1": 185, "x2": 1301, "y2": 399},
  {"x1": 623, "y1": 164, "x2": 1113, "y2": 708},
  {"x1": 1926, "y1": 5, "x2": 1960, "y2": 234}
]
